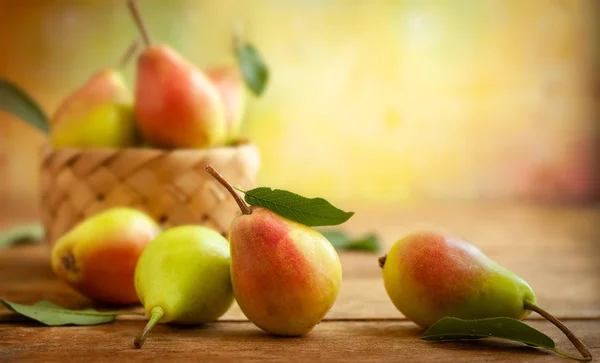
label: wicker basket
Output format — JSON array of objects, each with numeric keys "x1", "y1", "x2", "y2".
[{"x1": 40, "y1": 143, "x2": 260, "y2": 245}]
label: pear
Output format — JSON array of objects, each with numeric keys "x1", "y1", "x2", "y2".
[
  {"x1": 206, "y1": 165, "x2": 342, "y2": 336},
  {"x1": 51, "y1": 208, "x2": 160, "y2": 305},
  {"x1": 379, "y1": 231, "x2": 593, "y2": 360},
  {"x1": 379, "y1": 231, "x2": 536, "y2": 328},
  {"x1": 205, "y1": 63, "x2": 246, "y2": 144},
  {"x1": 51, "y1": 41, "x2": 139, "y2": 148},
  {"x1": 133, "y1": 225, "x2": 234, "y2": 348},
  {"x1": 127, "y1": 0, "x2": 226, "y2": 149}
]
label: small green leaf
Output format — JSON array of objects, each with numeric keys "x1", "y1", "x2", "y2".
[
  {"x1": 320, "y1": 230, "x2": 381, "y2": 252},
  {"x1": 0, "y1": 79, "x2": 50, "y2": 134},
  {"x1": 235, "y1": 42, "x2": 269, "y2": 96},
  {"x1": 0, "y1": 299, "x2": 140, "y2": 326},
  {"x1": 242, "y1": 187, "x2": 354, "y2": 227},
  {"x1": 0, "y1": 224, "x2": 45, "y2": 248}
]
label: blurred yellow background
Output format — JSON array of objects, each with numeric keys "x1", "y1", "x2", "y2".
[{"x1": 1, "y1": 0, "x2": 598, "y2": 210}]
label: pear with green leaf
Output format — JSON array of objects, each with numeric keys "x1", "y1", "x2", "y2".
[
  {"x1": 206, "y1": 165, "x2": 347, "y2": 336},
  {"x1": 204, "y1": 29, "x2": 269, "y2": 144},
  {"x1": 380, "y1": 231, "x2": 592, "y2": 361}
]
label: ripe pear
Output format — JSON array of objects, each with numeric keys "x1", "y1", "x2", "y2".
[
  {"x1": 51, "y1": 40, "x2": 140, "y2": 148},
  {"x1": 205, "y1": 63, "x2": 246, "y2": 144},
  {"x1": 206, "y1": 165, "x2": 342, "y2": 336},
  {"x1": 379, "y1": 231, "x2": 536, "y2": 328},
  {"x1": 128, "y1": 0, "x2": 226, "y2": 149},
  {"x1": 133, "y1": 225, "x2": 234, "y2": 348},
  {"x1": 51, "y1": 208, "x2": 160, "y2": 305}
]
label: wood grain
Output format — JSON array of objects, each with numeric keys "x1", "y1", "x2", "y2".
[{"x1": 0, "y1": 320, "x2": 598, "y2": 363}]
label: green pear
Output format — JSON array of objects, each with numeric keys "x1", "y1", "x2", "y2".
[
  {"x1": 51, "y1": 40, "x2": 140, "y2": 148},
  {"x1": 205, "y1": 165, "x2": 342, "y2": 336},
  {"x1": 380, "y1": 231, "x2": 536, "y2": 328},
  {"x1": 133, "y1": 225, "x2": 234, "y2": 348}
]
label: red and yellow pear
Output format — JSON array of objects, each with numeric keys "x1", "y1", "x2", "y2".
[
  {"x1": 128, "y1": 0, "x2": 226, "y2": 149},
  {"x1": 379, "y1": 231, "x2": 592, "y2": 360},
  {"x1": 206, "y1": 165, "x2": 342, "y2": 336},
  {"x1": 205, "y1": 63, "x2": 246, "y2": 143},
  {"x1": 379, "y1": 231, "x2": 536, "y2": 328},
  {"x1": 51, "y1": 208, "x2": 160, "y2": 305}
]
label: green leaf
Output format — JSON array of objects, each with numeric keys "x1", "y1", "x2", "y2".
[
  {"x1": 242, "y1": 187, "x2": 354, "y2": 227},
  {"x1": 0, "y1": 79, "x2": 50, "y2": 134},
  {"x1": 421, "y1": 317, "x2": 555, "y2": 347},
  {"x1": 422, "y1": 317, "x2": 593, "y2": 361},
  {"x1": 320, "y1": 230, "x2": 381, "y2": 252},
  {"x1": 0, "y1": 299, "x2": 140, "y2": 326},
  {"x1": 0, "y1": 224, "x2": 45, "y2": 248},
  {"x1": 235, "y1": 42, "x2": 269, "y2": 96}
]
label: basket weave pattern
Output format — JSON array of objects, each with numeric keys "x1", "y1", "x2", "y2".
[{"x1": 40, "y1": 144, "x2": 260, "y2": 244}]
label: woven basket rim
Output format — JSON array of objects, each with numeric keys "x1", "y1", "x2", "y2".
[{"x1": 40, "y1": 141, "x2": 261, "y2": 244}]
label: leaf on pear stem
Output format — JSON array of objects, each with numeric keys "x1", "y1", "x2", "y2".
[
  {"x1": 234, "y1": 42, "x2": 269, "y2": 96},
  {"x1": 320, "y1": 230, "x2": 381, "y2": 252},
  {"x1": 422, "y1": 316, "x2": 555, "y2": 346},
  {"x1": 421, "y1": 317, "x2": 591, "y2": 361},
  {"x1": 0, "y1": 224, "x2": 45, "y2": 248},
  {"x1": 242, "y1": 187, "x2": 354, "y2": 227},
  {"x1": 0, "y1": 79, "x2": 50, "y2": 134},
  {"x1": 0, "y1": 299, "x2": 141, "y2": 326}
]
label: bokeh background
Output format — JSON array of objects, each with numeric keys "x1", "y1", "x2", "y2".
[{"x1": 1, "y1": 0, "x2": 599, "y2": 213}]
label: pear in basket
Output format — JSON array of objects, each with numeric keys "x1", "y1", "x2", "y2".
[
  {"x1": 128, "y1": 0, "x2": 226, "y2": 149},
  {"x1": 206, "y1": 62, "x2": 246, "y2": 144},
  {"x1": 51, "y1": 41, "x2": 140, "y2": 148}
]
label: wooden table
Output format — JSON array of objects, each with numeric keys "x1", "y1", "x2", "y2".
[{"x1": 1, "y1": 204, "x2": 599, "y2": 362}]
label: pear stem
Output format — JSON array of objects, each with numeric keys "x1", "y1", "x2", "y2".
[
  {"x1": 378, "y1": 255, "x2": 387, "y2": 268},
  {"x1": 118, "y1": 39, "x2": 140, "y2": 69},
  {"x1": 232, "y1": 23, "x2": 243, "y2": 52},
  {"x1": 524, "y1": 300, "x2": 592, "y2": 361},
  {"x1": 127, "y1": 0, "x2": 152, "y2": 48},
  {"x1": 205, "y1": 165, "x2": 252, "y2": 215},
  {"x1": 133, "y1": 306, "x2": 164, "y2": 349}
]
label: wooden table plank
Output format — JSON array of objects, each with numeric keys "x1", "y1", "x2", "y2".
[
  {"x1": 0, "y1": 319, "x2": 598, "y2": 362},
  {"x1": 1, "y1": 204, "x2": 599, "y2": 362}
]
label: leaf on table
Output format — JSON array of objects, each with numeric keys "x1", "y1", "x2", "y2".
[
  {"x1": 0, "y1": 79, "x2": 50, "y2": 134},
  {"x1": 0, "y1": 224, "x2": 45, "y2": 248},
  {"x1": 320, "y1": 230, "x2": 382, "y2": 252},
  {"x1": 235, "y1": 41, "x2": 269, "y2": 96},
  {"x1": 0, "y1": 299, "x2": 138, "y2": 326},
  {"x1": 242, "y1": 187, "x2": 354, "y2": 227},
  {"x1": 421, "y1": 316, "x2": 555, "y2": 349}
]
